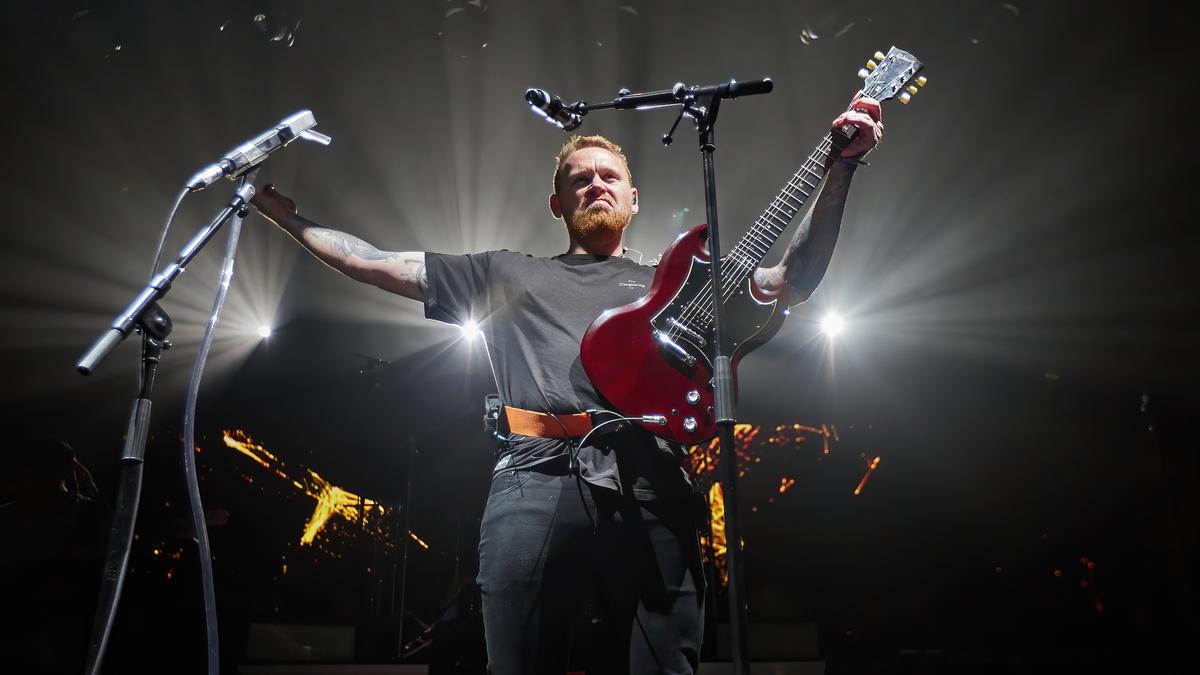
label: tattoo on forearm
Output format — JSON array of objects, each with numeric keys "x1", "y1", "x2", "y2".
[
  {"x1": 780, "y1": 164, "x2": 854, "y2": 292},
  {"x1": 283, "y1": 215, "x2": 426, "y2": 298},
  {"x1": 313, "y1": 229, "x2": 401, "y2": 262}
]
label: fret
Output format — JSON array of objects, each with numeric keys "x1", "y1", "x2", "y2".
[
  {"x1": 788, "y1": 172, "x2": 815, "y2": 189},
  {"x1": 757, "y1": 213, "x2": 783, "y2": 229},
  {"x1": 781, "y1": 183, "x2": 809, "y2": 204},
  {"x1": 718, "y1": 129, "x2": 843, "y2": 294},
  {"x1": 740, "y1": 230, "x2": 770, "y2": 249},
  {"x1": 746, "y1": 222, "x2": 779, "y2": 244},
  {"x1": 770, "y1": 200, "x2": 796, "y2": 219},
  {"x1": 738, "y1": 228, "x2": 766, "y2": 245},
  {"x1": 739, "y1": 234, "x2": 769, "y2": 257},
  {"x1": 755, "y1": 220, "x2": 784, "y2": 241},
  {"x1": 772, "y1": 183, "x2": 801, "y2": 201},
  {"x1": 744, "y1": 227, "x2": 775, "y2": 251},
  {"x1": 779, "y1": 180, "x2": 806, "y2": 199},
  {"x1": 737, "y1": 237, "x2": 760, "y2": 251},
  {"x1": 765, "y1": 203, "x2": 793, "y2": 223},
  {"x1": 726, "y1": 242, "x2": 756, "y2": 263},
  {"x1": 745, "y1": 239, "x2": 770, "y2": 259},
  {"x1": 795, "y1": 173, "x2": 818, "y2": 189},
  {"x1": 776, "y1": 196, "x2": 802, "y2": 215},
  {"x1": 759, "y1": 212, "x2": 786, "y2": 231},
  {"x1": 729, "y1": 252, "x2": 756, "y2": 271},
  {"x1": 814, "y1": 134, "x2": 835, "y2": 156}
]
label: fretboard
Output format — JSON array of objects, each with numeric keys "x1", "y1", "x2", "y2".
[{"x1": 721, "y1": 128, "x2": 852, "y2": 289}]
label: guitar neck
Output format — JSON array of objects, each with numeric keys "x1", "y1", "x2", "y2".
[
  {"x1": 725, "y1": 128, "x2": 852, "y2": 281},
  {"x1": 719, "y1": 46, "x2": 926, "y2": 291}
]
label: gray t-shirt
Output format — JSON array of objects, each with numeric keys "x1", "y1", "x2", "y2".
[{"x1": 423, "y1": 250, "x2": 692, "y2": 500}]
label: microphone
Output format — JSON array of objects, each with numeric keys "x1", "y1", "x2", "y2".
[
  {"x1": 525, "y1": 89, "x2": 582, "y2": 131},
  {"x1": 186, "y1": 110, "x2": 332, "y2": 191}
]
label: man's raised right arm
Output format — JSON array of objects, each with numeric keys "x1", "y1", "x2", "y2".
[{"x1": 250, "y1": 185, "x2": 427, "y2": 302}]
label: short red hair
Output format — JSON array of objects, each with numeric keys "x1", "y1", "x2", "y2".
[{"x1": 552, "y1": 134, "x2": 631, "y2": 194}]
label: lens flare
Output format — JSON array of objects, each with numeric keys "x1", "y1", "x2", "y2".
[{"x1": 820, "y1": 312, "x2": 844, "y2": 337}]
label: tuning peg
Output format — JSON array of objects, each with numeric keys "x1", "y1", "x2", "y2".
[
  {"x1": 865, "y1": 59, "x2": 878, "y2": 70},
  {"x1": 905, "y1": 85, "x2": 919, "y2": 95},
  {"x1": 899, "y1": 91, "x2": 912, "y2": 104},
  {"x1": 916, "y1": 76, "x2": 928, "y2": 87},
  {"x1": 874, "y1": 51, "x2": 886, "y2": 61},
  {"x1": 857, "y1": 68, "x2": 869, "y2": 79}
]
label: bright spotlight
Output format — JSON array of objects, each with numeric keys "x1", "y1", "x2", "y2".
[
  {"x1": 820, "y1": 312, "x2": 844, "y2": 338},
  {"x1": 257, "y1": 325, "x2": 272, "y2": 339},
  {"x1": 462, "y1": 320, "x2": 480, "y2": 341}
]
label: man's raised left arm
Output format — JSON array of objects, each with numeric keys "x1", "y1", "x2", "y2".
[{"x1": 755, "y1": 95, "x2": 883, "y2": 304}]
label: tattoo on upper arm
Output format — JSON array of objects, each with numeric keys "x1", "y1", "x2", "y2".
[{"x1": 403, "y1": 258, "x2": 428, "y2": 292}]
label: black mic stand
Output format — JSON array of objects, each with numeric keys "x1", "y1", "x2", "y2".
[
  {"x1": 78, "y1": 178, "x2": 257, "y2": 675},
  {"x1": 570, "y1": 78, "x2": 772, "y2": 675}
]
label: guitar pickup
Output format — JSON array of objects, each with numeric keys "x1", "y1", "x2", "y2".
[
  {"x1": 666, "y1": 317, "x2": 706, "y2": 347},
  {"x1": 653, "y1": 330, "x2": 697, "y2": 366}
]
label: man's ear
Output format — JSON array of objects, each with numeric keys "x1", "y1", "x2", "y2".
[
  {"x1": 549, "y1": 193, "x2": 563, "y2": 219},
  {"x1": 630, "y1": 187, "x2": 639, "y2": 214}
]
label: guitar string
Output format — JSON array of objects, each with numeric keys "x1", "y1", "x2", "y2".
[
  {"x1": 678, "y1": 134, "x2": 836, "y2": 329},
  {"x1": 668, "y1": 157, "x2": 815, "y2": 331},
  {"x1": 666, "y1": 134, "x2": 837, "y2": 343},
  {"x1": 665, "y1": 138, "x2": 830, "y2": 343},
  {"x1": 715, "y1": 135, "x2": 840, "y2": 308}
]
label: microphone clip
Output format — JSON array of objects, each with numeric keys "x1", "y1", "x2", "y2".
[{"x1": 525, "y1": 88, "x2": 585, "y2": 132}]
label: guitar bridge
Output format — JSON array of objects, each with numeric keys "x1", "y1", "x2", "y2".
[
  {"x1": 666, "y1": 317, "x2": 707, "y2": 347},
  {"x1": 653, "y1": 330, "x2": 697, "y2": 366}
]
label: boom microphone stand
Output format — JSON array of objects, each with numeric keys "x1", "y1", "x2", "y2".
[
  {"x1": 77, "y1": 177, "x2": 257, "y2": 675},
  {"x1": 529, "y1": 78, "x2": 773, "y2": 674}
]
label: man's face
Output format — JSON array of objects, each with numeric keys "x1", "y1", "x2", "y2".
[{"x1": 551, "y1": 146, "x2": 638, "y2": 245}]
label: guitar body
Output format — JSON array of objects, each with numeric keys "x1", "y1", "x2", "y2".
[{"x1": 581, "y1": 223, "x2": 787, "y2": 444}]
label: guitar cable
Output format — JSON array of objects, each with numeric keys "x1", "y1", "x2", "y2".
[{"x1": 564, "y1": 410, "x2": 668, "y2": 674}]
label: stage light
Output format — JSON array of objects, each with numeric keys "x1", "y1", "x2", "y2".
[
  {"x1": 820, "y1": 312, "x2": 844, "y2": 337},
  {"x1": 462, "y1": 320, "x2": 480, "y2": 341},
  {"x1": 258, "y1": 325, "x2": 272, "y2": 339}
]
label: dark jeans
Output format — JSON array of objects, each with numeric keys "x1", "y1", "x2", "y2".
[{"x1": 477, "y1": 468, "x2": 705, "y2": 675}]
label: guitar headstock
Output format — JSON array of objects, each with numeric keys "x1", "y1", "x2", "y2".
[{"x1": 857, "y1": 46, "x2": 926, "y2": 104}]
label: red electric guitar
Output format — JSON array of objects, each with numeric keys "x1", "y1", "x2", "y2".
[{"x1": 581, "y1": 47, "x2": 926, "y2": 444}]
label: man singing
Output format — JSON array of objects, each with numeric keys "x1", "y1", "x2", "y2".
[{"x1": 251, "y1": 95, "x2": 882, "y2": 674}]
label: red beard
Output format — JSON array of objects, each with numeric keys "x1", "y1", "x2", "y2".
[{"x1": 566, "y1": 203, "x2": 632, "y2": 245}]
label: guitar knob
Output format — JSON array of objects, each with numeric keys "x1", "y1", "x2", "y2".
[
  {"x1": 906, "y1": 85, "x2": 918, "y2": 95},
  {"x1": 686, "y1": 389, "x2": 701, "y2": 405},
  {"x1": 857, "y1": 68, "x2": 869, "y2": 80},
  {"x1": 683, "y1": 417, "x2": 698, "y2": 432},
  {"x1": 865, "y1": 59, "x2": 878, "y2": 70},
  {"x1": 899, "y1": 91, "x2": 912, "y2": 104},
  {"x1": 874, "y1": 50, "x2": 886, "y2": 61},
  {"x1": 916, "y1": 76, "x2": 928, "y2": 87}
]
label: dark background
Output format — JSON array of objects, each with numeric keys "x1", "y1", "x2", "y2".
[{"x1": 1, "y1": 1, "x2": 1196, "y2": 673}]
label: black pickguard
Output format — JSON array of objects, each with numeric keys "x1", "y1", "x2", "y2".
[{"x1": 650, "y1": 255, "x2": 781, "y2": 368}]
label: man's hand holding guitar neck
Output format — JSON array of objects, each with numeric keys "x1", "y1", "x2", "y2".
[{"x1": 754, "y1": 94, "x2": 883, "y2": 303}]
